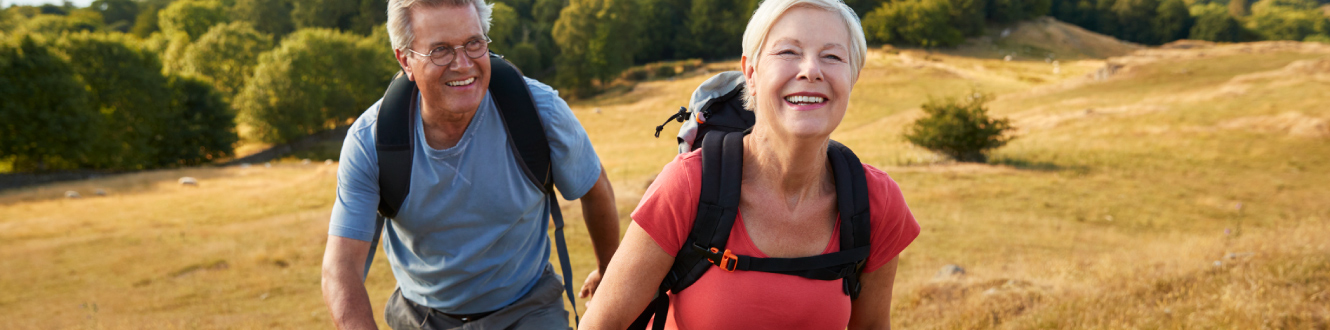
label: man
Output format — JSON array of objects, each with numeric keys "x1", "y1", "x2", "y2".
[{"x1": 320, "y1": 0, "x2": 621, "y2": 329}]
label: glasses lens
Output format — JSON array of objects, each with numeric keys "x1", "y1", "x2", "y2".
[
  {"x1": 430, "y1": 48, "x2": 456, "y2": 67},
  {"x1": 465, "y1": 40, "x2": 488, "y2": 59}
]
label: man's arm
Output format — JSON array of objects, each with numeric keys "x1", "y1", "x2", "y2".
[
  {"x1": 577, "y1": 167, "x2": 621, "y2": 298},
  {"x1": 322, "y1": 236, "x2": 379, "y2": 330}
]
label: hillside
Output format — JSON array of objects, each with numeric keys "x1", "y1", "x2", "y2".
[{"x1": 3, "y1": 35, "x2": 1329, "y2": 329}]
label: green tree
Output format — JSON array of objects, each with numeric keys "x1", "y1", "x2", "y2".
[
  {"x1": 1230, "y1": 0, "x2": 1249, "y2": 17},
  {"x1": 864, "y1": 0, "x2": 965, "y2": 48},
  {"x1": 158, "y1": 0, "x2": 230, "y2": 41},
  {"x1": 230, "y1": 0, "x2": 294, "y2": 37},
  {"x1": 181, "y1": 22, "x2": 275, "y2": 99},
  {"x1": 0, "y1": 35, "x2": 99, "y2": 171},
  {"x1": 1190, "y1": 3, "x2": 1245, "y2": 41},
  {"x1": 20, "y1": 11, "x2": 103, "y2": 34},
  {"x1": 1153, "y1": 0, "x2": 1192, "y2": 43},
  {"x1": 950, "y1": 0, "x2": 987, "y2": 37},
  {"x1": 1250, "y1": 0, "x2": 1329, "y2": 40},
  {"x1": 680, "y1": 0, "x2": 755, "y2": 59},
  {"x1": 54, "y1": 32, "x2": 176, "y2": 169},
  {"x1": 129, "y1": 3, "x2": 163, "y2": 37},
  {"x1": 291, "y1": 0, "x2": 356, "y2": 31},
  {"x1": 634, "y1": 0, "x2": 690, "y2": 63},
  {"x1": 157, "y1": 74, "x2": 238, "y2": 166},
  {"x1": 349, "y1": 0, "x2": 388, "y2": 35},
  {"x1": 903, "y1": 93, "x2": 1014, "y2": 163},
  {"x1": 235, "y1": 28, "x2": 395, "y2": 143},
  {"x1": 553, "y1": 0, "x2": 639, "y2": 95},
  {"x1": 490, "y1": 2, "x2": 520, "y2": 52},
  {"x1": 92, "y1": 0, "x2": 138, "y2": 32}
]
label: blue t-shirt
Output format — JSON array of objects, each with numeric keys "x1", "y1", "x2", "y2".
[{"x1": 329, "y1": 77, "x2": 601, "y2": 314}]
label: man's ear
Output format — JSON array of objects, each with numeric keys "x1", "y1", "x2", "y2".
[{"x1": 394, "y1": 49, "x2": 415, "y2": 81}]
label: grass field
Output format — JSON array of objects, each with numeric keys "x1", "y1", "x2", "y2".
[{"x1": 2, "y1": 33, "x2": 1329, "y2": 329}]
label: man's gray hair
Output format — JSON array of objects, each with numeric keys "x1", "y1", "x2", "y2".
[{"x1": 387, "y1": 0, "x2": 494, "y2": 51}]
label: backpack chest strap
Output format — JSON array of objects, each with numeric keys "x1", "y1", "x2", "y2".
[{"x1": 693, "y1": 243, "x2": 871, "y2": 280}]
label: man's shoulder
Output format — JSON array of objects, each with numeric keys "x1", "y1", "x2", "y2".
[{"x1": 347, "y1": 98, "x2": 385, "y2": 142}]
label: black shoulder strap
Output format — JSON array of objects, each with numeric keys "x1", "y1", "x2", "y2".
[
  {"x1": 364, "y1": 71, "x2": 418, "y2": 277},
  {"x1": 827, "y1": 140, "x2": 871, "y2": 299},
  {"x1": 489, "y1": 53, "x2": 551, "y2": 190}
]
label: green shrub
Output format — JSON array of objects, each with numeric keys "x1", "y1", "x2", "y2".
[
  {"x1": 0, "y1": 35, "x2": 100, "y2": 172},
  {"x1": 903, "y1": 93, "x2": 1015, "y2": 163},
  {"x1": 180, "y1": 22, "x2": 274, "y2": 99},
  {"x1": 864, "y1": 0, "x2": 965, "y2": 48}
]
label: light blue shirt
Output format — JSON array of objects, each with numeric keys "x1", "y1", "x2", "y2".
[{"x1": 329, "y1": 78, "x2": 601, "y2": 314}]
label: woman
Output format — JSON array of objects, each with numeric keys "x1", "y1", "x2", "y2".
[{"x1": 579, "y1": 0, "x2": 920, "y2": 328}]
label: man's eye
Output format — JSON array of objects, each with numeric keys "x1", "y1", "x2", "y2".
[{"x1": 431, "y1": 47, "x2": 451, "y2": 55}]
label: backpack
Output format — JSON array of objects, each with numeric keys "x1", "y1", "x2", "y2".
[
  {"x1": 635, "y1": 72, "x2": 872, "y2": 330},
  {"x1": 366, "y1": 53, "x2": 581, "y2": 324}
]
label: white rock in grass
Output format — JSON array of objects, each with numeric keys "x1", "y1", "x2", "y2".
[
  {"x1": 302, "y1": 159, "x2": 311, "y2": 165},
  {"x1": 324, "y1": 159, "x2": 334, "y2": 165},
  {"x1": 240, "y1": 163, "x2": 251, "y2": 169},
  {"x1": 94, "y1": 189, "x2": 107, "y2": 196},
  {"x1": 264, "y1": 162, "x2": 272, "y2": 168},
  {"x1": 179, "y1": 177, "x2": 199, "y2": 186},
  {"x1": 65, "y1": 191, "x2": 81, "y2": 199}
]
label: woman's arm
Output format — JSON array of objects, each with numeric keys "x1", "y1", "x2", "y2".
[
  {"x1": 579, "y1": 222, "x2": 677, "y2": 330},
  {"x1": 847, "y1": 257, "x2": 900, "y2": 330}
]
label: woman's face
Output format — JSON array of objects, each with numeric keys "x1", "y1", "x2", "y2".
[{"x1": 744, "y1": 6, "x2": 855, "y2": 140}]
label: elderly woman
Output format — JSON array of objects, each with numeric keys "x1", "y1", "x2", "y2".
[{"x1": 579, "y1": 0, "x2": 920, "y2": 329}]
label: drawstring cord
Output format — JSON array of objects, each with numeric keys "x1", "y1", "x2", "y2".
[{"x1": 654, "y1": 107, "x2": 690, "y2": 138}]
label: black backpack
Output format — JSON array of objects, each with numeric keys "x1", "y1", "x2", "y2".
[
  {"x1": 366, "y1": 53, "x2": 581, "y2": 324},
  {"x1": 636, "y1": 72, "x2": 872, "y2": 330}
]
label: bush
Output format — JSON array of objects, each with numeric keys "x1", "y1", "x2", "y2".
[
  {"x1": 180, "y1": 22, "x2": 274, "y2": 98},
  {"x1": 864, "y1": 0, "x2": 965, "y2": 48},
  {"x1": 903, "y1": 93, "x2": 1015, "y2": 163},
  {"x1": 235, "y1": 28, "x2": 395, "y2": 143},
  {"x1": 0, "y1": 35, "x2": 100, "y2": 171},
  {"x1": 157, "y1": 0, "x2": 229, "y2": 41},
  {"x1": 1189, "y1": 3, "x2": 1245, "y2": 42}
]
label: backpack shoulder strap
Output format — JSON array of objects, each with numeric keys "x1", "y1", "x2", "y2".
[
  {"x1": 365, "y1": 71, "x2": 417, "y2": 278},
  {"x1": 827, "y1": 140, "x2": 871, "y2": 299},
  {"x1": 488, "y1": 53, "x2": 551, "y2": 191},
  {"x1": 375, "y1": 71, "x2": 418, "y2": 219}
]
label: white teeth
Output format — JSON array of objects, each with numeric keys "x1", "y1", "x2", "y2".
[
  {"x1": 446, "y1": 77, "x2": 475, "y2": 87},
  {"x1": 784, "y1": 95, "x2": 826, "y2": 104}
]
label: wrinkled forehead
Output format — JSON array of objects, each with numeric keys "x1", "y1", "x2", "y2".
[{"x1": 409, "y1": 3, "x2": 485, "y2": 48}]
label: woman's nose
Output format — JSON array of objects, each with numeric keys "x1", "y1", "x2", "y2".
[{"x1": 799, "y1": 56, "x2": 824, "y2": 82}]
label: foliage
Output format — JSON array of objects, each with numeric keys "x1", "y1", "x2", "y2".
[
  {"x1": 291, "y1": 0, "x2": 385, "y2": 34},
  {"x1": 92, "y1": 0, "x2": 138, "y2": 32},
  {"x1": 181, "y1": 22, "x2": 275, "y2": 99},
  {"x1": 490, "y1": 2, "x2": 520, "y2": 52},
  {"x1": 19, "y1": 11, "x2": 104, "y2": 34},
  {"x1": 865, "y1": 0, "x2": 965, "y2": 48},
  {"x1": 54, "y1": 32, "x2": 176, "y2": 169},
  {"x1": 679, "y1": 0, "x2": 756, "y2": 59},
  {"x1": 1189, "y1": 3, "x2": 1245, "y2": 41},
  {"x1": 903, "y1": 93, "x2": 1014, "y2": 163},
  {"x1": 988, "y1": 0, "x2": 1051, "y2": 23},
  {"x1": 553, "y1": 0, "x2": 639, "y2": 96},
  {"x1": 0, "y1": 35, "x2": 99, "y2": 171},
  {"x1": 235, "y1": 28, "x2": 395, "y2": 143},
  {"x1": 1153, "y1": 0, "x2": 1193, "y2": 43},
  {"x1": 157, "y1": 0, "x2": 230, "y2": 41},
  {"x1": 129, "y1": 3, "x2": 163, "y2": 37},
  {"x1": 1249, "y1": 0, "x2": 1330, "y2": 41},
  {"x1": 158, "y1": 74, "x2": 239, "y2": 166},
  {"x1": 230, "y1": 0, "x2": 295, "y2": 37}
]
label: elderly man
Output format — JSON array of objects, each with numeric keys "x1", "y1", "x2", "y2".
[{"x1": 320, "y1": 0, "x2": 621, "y2": 329}]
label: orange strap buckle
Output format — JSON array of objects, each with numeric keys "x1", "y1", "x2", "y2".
[{"x1": 709, "y1": 247, "x2": 738, "y2": 272}]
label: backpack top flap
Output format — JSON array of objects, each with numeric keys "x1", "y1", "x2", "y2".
[{"x1": 676, "y1": 71, "x2": 752, "y2": 153}]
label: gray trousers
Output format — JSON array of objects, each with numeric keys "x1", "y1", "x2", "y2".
[{"x1": 385, "y1": 266, "x2": 572, "y2": 330}]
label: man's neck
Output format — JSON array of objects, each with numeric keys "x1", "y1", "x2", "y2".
[{"x1": 419, "y1": 99, "x2": 479, "y2": 150}]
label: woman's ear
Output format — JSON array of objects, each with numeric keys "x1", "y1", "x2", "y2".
[{"x1": 741, "y1": 55, "x2": 755, "y2": 95}]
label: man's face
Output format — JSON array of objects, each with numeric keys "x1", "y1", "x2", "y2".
[{"x1": 394, "y1": 4, "x2": 491, "y2": 117}]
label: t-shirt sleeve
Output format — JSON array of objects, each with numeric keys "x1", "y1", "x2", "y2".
[
  {"x1": 327, "y1": 103, "x2": 384, "y2": 242},
  {"x1": 630, "y1": 152, "x2": 702, "y2": 257},
  {"x1": 526, "y1": 77, "x2": 603, "y2": 201},
  {"x1": 862, "y1": 164, "x2": 922, "y2": 273}
]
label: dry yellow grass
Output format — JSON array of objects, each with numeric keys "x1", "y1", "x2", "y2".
[{"x1": 2, "y1": 39, "x2": 1329, "y2": 329}]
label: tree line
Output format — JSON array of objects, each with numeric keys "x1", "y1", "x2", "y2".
[{"x1": 3, "y1": 0, "x2": 1328, "y2": 172}]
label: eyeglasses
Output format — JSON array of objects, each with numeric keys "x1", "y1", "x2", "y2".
[{"x1": 406, "y1": 36, "x2": 491, "y2": 67}]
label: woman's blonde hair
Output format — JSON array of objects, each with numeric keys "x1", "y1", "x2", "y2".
[
  {"x1": 387, "y1": 0, "x2": 494, "y2": 51},
  {"x1": 740, "y1": 0, "x2": 867, "y2": 110}
]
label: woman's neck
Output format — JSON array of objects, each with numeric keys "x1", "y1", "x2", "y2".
[{"x1": 742, "y1": 126, "x2": 832, "y2": 208}]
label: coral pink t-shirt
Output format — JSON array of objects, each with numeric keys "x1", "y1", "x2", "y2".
[{"x1": 632, "y1": 150, "x2": 921, "y2": 330}]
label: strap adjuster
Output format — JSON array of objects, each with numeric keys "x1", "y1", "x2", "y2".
[{"x1": 707, "y1": 247, "x2": 738, "y2": 272}]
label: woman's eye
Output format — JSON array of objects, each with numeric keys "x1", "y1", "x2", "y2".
[
  {"x1": 824, "y1": 54, "x2": 844, "y2": 61},
  {"x1": 778, "y1": 50, "x2": 798, "y2": 56}
]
